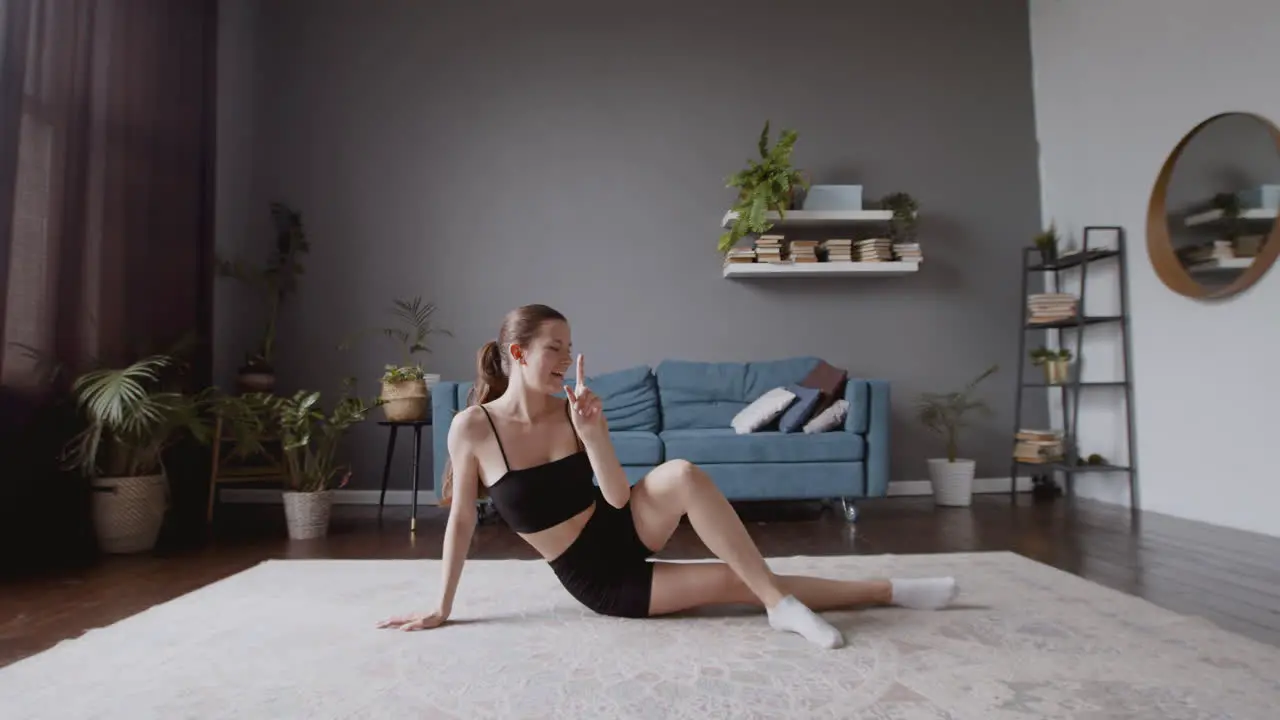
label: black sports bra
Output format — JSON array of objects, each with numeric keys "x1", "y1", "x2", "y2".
[{"x1": 479, "y1": 401, "x2": 597, "y2": 534}]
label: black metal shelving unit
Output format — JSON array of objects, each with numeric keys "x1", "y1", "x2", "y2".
[{"x1": 1009, "y1": 226, "x2": 1138, "y2": 508}]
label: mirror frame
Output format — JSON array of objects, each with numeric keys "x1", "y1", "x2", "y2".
[{"x1": 1147, "y1": 111, "x2": 1280, "y2": 300}]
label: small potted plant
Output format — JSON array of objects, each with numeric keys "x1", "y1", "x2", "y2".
[
  {"x1": 880, "y1": 191, "x2": 919, "y2": 244},
  {"x1": 342, "y1": 296, "x2": 451, "y2": 422},
  {"x1": 216, "y1": 201, "x2": 310, "y2": 393},
  {"x1": 1029, "y1": 346, "x2": 1073, "y2": 385},
  {"x1": 916, "y1": 364, "x2": 998, "y2": 507},
  {"x1": 241, "y1": 380, "x2": 376, "y2": 540},
  {"x1": 1033, "y1": 222, "x2": 1060, "y2": 265},
  {"x1": 718, "y1": 120, "x2": 809, "y2": 255},
  {"x1": 61, "y1": 353, "x2": 213, "y2": 553}
]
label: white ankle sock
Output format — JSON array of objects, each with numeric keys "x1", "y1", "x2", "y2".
[
  {"x1": 890, "y1": 577, "x2": 959, "y2": 610},
  {"x1": 766, "y1": 595, "x2": 845, "y2": 649}
]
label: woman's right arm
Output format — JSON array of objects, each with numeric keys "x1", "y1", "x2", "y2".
[{"x1": 435, "y1": 411, "x2": 482, "y2": 617}]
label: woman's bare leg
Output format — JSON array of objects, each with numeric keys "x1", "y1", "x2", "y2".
[
  {"x1": 629, "y1": 459, "x2": 786, "y2": 608},
  {"x1": 648, "y1": 561, "x2": 893, "y2": 616},
  {"x1": 628, "y1": 459, "x2": 846, "y2": 648}
]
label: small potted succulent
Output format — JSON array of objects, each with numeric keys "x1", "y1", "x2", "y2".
[
  {"x1": 916, "y1": 364, "x2": 998, "y2": 507},
  {"x1": 1033, "y1": 222, "x2": 1060, "y2": 265},
  {"x1": 1029, "y1": 346, "x2": 1073, "y2": 385},
  {"x1": 880, "y1": 191, "x2": 919, "y2": 244}
]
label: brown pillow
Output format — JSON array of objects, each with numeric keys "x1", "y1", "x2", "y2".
[{"x1": 799, "y1": 360, "x2": 848, "y2": 415}]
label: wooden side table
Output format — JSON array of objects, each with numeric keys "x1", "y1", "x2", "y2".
[{"x1": 376, "y1": 419, "x2": 431, "y2": 532}]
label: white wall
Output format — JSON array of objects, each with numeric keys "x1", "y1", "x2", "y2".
[{"x1": 1030, "y1": 0, "x2": 1280, "y2": 537}]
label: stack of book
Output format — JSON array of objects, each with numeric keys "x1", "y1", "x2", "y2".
[
  {"x1": 894, "y1": 242, "x2": 923, "y2": 262},
  {"x1": 789, "y1": 240, "x2": 820, "y2": 263},
  {"x1": 754, "y1": 235, "x2": 785, "y2": 264},
  {"x1": 1027, "y1": 293, "x2": 1078, "y2": 324},
  {"x1": 725, "y1": 247, "x2": 756, "y2": 264},
  {"x1": 854, "y1": 238, "x2": 894, "y2": 262},
  {"x1": 821, "y1": 238, "x2": 853, "y2": 262},
  {"x1": 1013, "y1": 429, "x2": 1063, "y2": 464}
]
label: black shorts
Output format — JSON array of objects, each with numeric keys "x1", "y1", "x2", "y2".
[{"x1": 548, "y1": 495, "x2": 656, "y2": 619}]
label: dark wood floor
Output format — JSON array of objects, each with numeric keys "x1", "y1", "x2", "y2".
[{"x1": 3, "y1": 493, "x2": 1280, "y2": 669}]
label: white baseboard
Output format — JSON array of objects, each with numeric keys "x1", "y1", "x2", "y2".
[{"x1": 221, "y1": 476, "x2": 1033, "y2": 506}]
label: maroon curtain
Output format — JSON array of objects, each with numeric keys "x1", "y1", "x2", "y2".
[{"x1": 0, "y1": 0, "x2": 217, "y2": 571}]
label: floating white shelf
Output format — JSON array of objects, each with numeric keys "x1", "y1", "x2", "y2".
[
  {"x1": 1183, "y1": 208, "x2": 1277, "y2": 227},
  {"x1": 722, "y1": 261, "x2": 920, "y2": 279},
  {"x1": 1188, "y1": 257, "x2": 1253, "y2": 273},
  {"x1": 720, "y1": 209, "x2": 894, "y2": 229}
]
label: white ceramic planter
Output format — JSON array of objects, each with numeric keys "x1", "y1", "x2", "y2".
[
  {"x1": 282, "y1": 490, "x2": 333, "y2": 540},
  {"x1": 928, "y1": 458, "x2": 976, "y2": 507},
  {"x1": 91, "y1": 473, "x2": 168, "y2": 553}
]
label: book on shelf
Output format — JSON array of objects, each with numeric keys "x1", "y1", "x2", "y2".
[
  {"x1": 854, "y1": 238, "x2": 894, "y2": 262},
  {"x1": 1013, "y1": 429, "x2": 1064, "y2": 464},
  {"x1": 1026, "y1": 293, "x2": 1078, "y2": 323},
  {"x1": 820, "y1": 238, "x2": 853, "y2": 262},
  {"x1": 893, "y1": 242, "x2": 922, "y2": 262}
]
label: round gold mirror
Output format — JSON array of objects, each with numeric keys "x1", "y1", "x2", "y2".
[{"x1": 1148, "y1": 111, "x2": 1280, "y2": 299}]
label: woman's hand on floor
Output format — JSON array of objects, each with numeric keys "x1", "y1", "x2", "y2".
[{"x1": 377, "y1": 609, "x2": 447, "y2": 631}]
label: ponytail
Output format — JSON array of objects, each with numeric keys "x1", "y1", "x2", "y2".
[{"x1": 439, "y1": 340, "x2": 509, "y2": 506}]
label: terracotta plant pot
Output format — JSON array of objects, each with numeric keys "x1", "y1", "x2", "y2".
[
  {"x1": 90, "y1": 473, "x2": 168, "y2": 553},
  {"x1": 380, "y1": 378, "x2": 428, "y2": 422},
  {"x1": 282, "y1": 490, "x2": 332, "y2": 540}
]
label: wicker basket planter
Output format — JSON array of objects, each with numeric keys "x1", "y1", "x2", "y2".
[
  {"x1": 282, "y1": 490, "x2": 333, "y2": 540},
  {"x1": 380, "y1": 379, "x2": 428, "y2": 422},
  {"x1": 90, "y1": 473, "x2": 168, "y2": 554}
]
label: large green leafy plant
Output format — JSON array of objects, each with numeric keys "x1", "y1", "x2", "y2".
[
  {"x1": 236, "y1": 380, "x2": 377, "y2": 493},
  {"x1": 719, "y1": 121, "x2": 809, "y2": 255},
  {"x1": 916, "y1": 364, "x2": 999, "y2": 463},
  {"x1": 216, "y1": 202, "x2": 310, "y2": 373},
  {"x1": 62, "y1": 354, "x2": 212, "y2": 479}
]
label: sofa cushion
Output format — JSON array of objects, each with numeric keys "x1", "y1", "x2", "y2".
[
  {"x1": 778, "y1": 385, "x2": 822, "y2": 433},
  {"x1": 800, "y1": 359, "x2": 848, "y2": 415},
  {"x1": 661, "y1": 428, "x2": 863, "y2": 464},
  {"x1": 803, "y1": 398, "x2": 849, "y2": 434},
  {"x1": 656, "y1": 357, "x2": 821, "y2": 430},
  {"x1": 730, "y1": 387, "x2": 796, "y2": 434},
  {"x1": 609, "y1": 431, "x2": 663, "y2": 465},
  {"x1": 561, "y1": 364, "x2": 660, "y2": 432}
]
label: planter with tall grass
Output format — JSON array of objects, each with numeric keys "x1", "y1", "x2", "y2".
[{"x1": 917, "y1": 364, "x2": 999, "y2": 508}]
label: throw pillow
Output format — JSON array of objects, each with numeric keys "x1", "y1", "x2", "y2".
[
  {"x1": 799, "y1": 360, "x2": 848, "y2": 415},
  {"x1": 778, "y1": 384, "x2": 822, "y2": 433},
  {"x1": 803, "y1": 398, "x2": 849, "y2": 434},
  {"x1": 730, "y1": 387, "x2": 796, "y2": 435}
]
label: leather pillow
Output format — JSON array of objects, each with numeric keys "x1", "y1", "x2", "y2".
[{"x1": 799, "y1": 360, "x2": 848, "y2": 414}]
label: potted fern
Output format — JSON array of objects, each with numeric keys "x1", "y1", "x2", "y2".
[
  {"x1": 216, "y1": 201, "x2": 309, "y2": 393},
  {"x1": 62, "y1": 354, "x2": 212, "y2": 553},
  {"x1": 268, "y1": 381, "x2": 376, "y2": 539},
  {"x1": 916, "y1": 364, "x2": 998, "y2": 507},
  {"x1": 880, "y1": 192, "x2": 919, "y2": 244},
  {"x1": 718, "y1": 120, "x2": 809, "y2": 255},
  {"x1": 341, "y1": 296, "x2": 451, "y2": 422}
]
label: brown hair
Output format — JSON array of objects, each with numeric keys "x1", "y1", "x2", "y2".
[{"x1": 439, "y1": 304, "x2": 567, "y2": 506}]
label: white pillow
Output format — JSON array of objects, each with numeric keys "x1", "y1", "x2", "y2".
[
  {"x1": 802, "y1": 398, "x2": 849, "y2": 434},
  {"x1": 730, "y1": 387, "x2": 797, "y2": 434}
]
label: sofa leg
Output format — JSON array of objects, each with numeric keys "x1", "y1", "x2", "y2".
[{"x1": 840, "y1": 498, "x2": 858, "y2": 523}]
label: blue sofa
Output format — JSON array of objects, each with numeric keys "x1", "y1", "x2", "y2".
[{"x1": 431, "y1": 356, "x2": 889, "y2": 520}]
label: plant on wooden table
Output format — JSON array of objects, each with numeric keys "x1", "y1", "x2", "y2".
[
  {"x1": 916, "y1": 364, "x2": 998, "y2": 507},
  {"x1": 719, "y1": 120, "x2": 809, "y2": 255}
]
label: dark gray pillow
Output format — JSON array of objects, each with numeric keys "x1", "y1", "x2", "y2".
[{"x1": 778, "y1": 384, "x2": 822, "y2": 433}]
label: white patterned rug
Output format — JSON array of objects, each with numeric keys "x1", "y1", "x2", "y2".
[{"x1": 2, "y1": 552, "x2": 1278, "y2": 719}]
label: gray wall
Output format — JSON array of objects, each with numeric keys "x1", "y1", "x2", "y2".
[{"x1": 217, "y1": 0, "x2": 1046, "y2": 492}]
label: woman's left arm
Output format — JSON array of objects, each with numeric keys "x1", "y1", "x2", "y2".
[{"x1": 564, "y1": 354, "x2": 631, "y2": 508}]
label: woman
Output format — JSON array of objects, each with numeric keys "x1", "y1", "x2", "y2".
[{"x1": 378, "y1": 304, "x2": 958, "y2": 649}]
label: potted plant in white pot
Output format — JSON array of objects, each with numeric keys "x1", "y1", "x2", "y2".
[
  {"x1": 342, "y1": 295, "x2": 451, "y2": 422},
  {"x1": 215, "y1": 201, "x2": 309, "y2": 393},
  {"x1": 271, "y1": 380, "x2": 375, "y2": 539},
  {"x1": 916, "y1": 364, "x2": 998, "y2": 507},
  {"x1": 1030, "y1": 346, "x2": 1073, "y2": 385},
  {"x1": 61, "y1": 354, "x2": 212, "y2": 553}
]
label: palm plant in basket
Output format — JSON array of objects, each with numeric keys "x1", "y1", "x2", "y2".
[
  {"x1": 342, "y1": 296, "x2": 451, "y2": 422},
  {"x1": 916, "y1": 364, "x2": 998, "y2": 507},
  {"x1": 62, "y1": 353, "x2": 213, "y2": 553}
]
